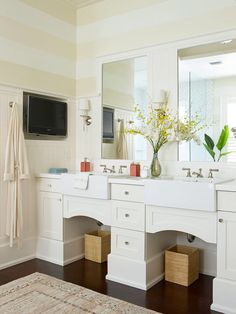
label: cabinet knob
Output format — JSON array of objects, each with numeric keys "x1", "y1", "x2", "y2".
[
  {"x1": 125, "y1": 241, "x2": 129, "y2": 245},
  {"x1": 124, "y1": 191, "x2": 129, "y2": 195},
  {"x1": 59, "y1": 198, "x2": 62, "y2": 202},
  {"x1": 48, "y1": 184, "x2": 52, "y2": 187},
  {"x1": 125, "y1": 213, "x2": 130, "y2": 218},
  {"x1": 219, "y1": 218, "x2": 223, "y2": 223}
]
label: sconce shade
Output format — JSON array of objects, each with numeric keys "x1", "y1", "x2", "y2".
[
  {"x1": 79, "y1": 98, "x2": 90, "y2": 111},
  {"x1": 156, "y1": 89, "x2": 166, "y2": 103}
]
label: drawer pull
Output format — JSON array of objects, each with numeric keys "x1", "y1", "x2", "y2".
[
  {"x1": 219, "y1": 218, "x2": 223, "y2": 223},
  {"x1": 125, "y1": 213, "x2": 130, "y2": 218},
  {"x1": 124, "y1": 191, "x2": 129, "y2": 195},
  {"x1": 48, "y1": 184, "x2": 52, "y2": 188},
  {"x1": 124, "y1": 241, "x2": 129, "y2": 245}
]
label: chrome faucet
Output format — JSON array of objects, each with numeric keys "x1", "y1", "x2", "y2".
[
  {"x1": 192, "y1": 168, "x2": 203, "y2": 178},
  {"x1": 182, "y1": 167, "x2": 191, "y2": 177},
  {"x1": 208, "y1": 168, "x2": 219, "y2": 178},
  {"x1": 100, "y1": 164, "x2": 115, "y2": 174},
  {"x1": 119, "y1": 165, "x2": 127, "y2": 174}
]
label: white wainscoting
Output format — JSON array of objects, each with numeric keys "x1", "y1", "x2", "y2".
[{"x1": 0, "y1": 85, "x2": 76, "y2": 269}]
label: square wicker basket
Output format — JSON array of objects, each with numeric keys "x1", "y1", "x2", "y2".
[
  {"x1": 165, "y1": 245, "x2": 199, "y2": 286},
  {"x1": 85, "y1": 230, "x2": 111, "y2": 263}
]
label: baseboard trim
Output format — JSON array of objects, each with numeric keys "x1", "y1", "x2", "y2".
[
  {"x1": 212, "y1": 277, "x2": 236, "y2": 314},
  {"x1": 146, "y1": 274, "x2": 164, "y2": 290},
  {"x1": 0, "y1": 255, "x2": 35, "y2": 270},
  {"x1": 106, "y1": 274, "x2": 147, "y2": 290},
  {"x1": 211, "y1": 303, "x2": 236, "y2": 314},
  {"x1": 35, "y1": 254, "x2": 64, "y2": 266},
  {"x1": 63, "y1": 253, "x2": 84, "y2": 266},
  {"x1": 0, "y1": 237, "x2": 36, "y2": 270}
]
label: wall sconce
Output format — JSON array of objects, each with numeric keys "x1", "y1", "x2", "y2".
[
  {"x1": 153, "y1": 90, "x2": 169, "y2": 106},
  {"x1": 79, "y1": 98, "x2": 92, "y2": 126}
]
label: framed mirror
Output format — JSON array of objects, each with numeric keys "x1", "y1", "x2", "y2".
[
  {"x1": 101, "y1": 56, "x2": 148, "y2": 160},
  {"x1": 178, "y1": 39, "x2": 236, "y2": 162}
]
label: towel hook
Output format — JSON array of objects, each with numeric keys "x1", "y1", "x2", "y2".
[{"x1": 9, "y1": 101, "x2": 15, "y2": 108}]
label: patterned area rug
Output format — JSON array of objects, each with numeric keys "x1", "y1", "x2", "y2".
[{"x1": 0, "y1": 272, "x2": 158, "y2": 313}]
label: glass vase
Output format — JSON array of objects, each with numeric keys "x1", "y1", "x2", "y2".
[{"x1": 151, "y1": 152, "x2": 161, "y2": 177}]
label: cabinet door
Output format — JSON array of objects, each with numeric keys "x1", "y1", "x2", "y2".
[
  {"x1": 217, "y1": 211, "x2": 236, "y2": 280},
  {"x1": 38, "y1": 192, "x2": 63, "y2": 241}
]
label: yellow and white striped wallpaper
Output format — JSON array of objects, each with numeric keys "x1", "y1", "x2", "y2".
[
  {"x1": 0, "y1": 0, "x2": 76, "y2": 96},
  {"x1": 76, "y1": 0, "x2": 236, "y2": 97}
]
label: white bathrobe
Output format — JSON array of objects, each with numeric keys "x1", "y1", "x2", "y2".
[
  {"x1": 4, "y1": 103, "x2": 30, "y2": 247},
  {"x1": 117, "y1": 119, "x2": 128, "y2": 159}
]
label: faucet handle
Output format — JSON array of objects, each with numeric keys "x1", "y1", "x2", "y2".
[
  {"x1": 119, "y1": 165, "x2": 127, "y2": 174},
  {"x1": 100, "y1": 164, "x2": 107, "y2": 173},
  {"x1": 182, "y1": 167, "x2": 191, "y2": 177},
  {"x1": 208, "y1": 168, "x2": 219, "y2": 178},
  {"x1": 198, "y1": 168, "x2": 203, "y2": 178}
]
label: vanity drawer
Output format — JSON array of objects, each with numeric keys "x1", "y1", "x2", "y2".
[
  {"x1": 218, "y1": 191, "x2": 236, "y2": 212},
  {"x1": 111, "y1": 201, "x2": 145, "y2": 231},
  {"x1": 111, "y1": 184, "x2": 144, "y2": 203},
  {"x1": 38, "y1": 179, "x2": 61, "y2": 193},
  {"x1": 111, "y1": 227, "x2": 145, "y2": 260}
]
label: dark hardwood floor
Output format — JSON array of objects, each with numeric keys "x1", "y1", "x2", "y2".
[{"x1": 0, "y1": 258, "x2": 220, "y2": 314}]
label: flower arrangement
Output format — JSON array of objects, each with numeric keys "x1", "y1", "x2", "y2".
[{"x1": 126, "y1": 93, "x2": 204, "y2": 176}]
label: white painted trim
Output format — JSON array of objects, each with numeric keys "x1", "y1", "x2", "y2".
[
  {"x1": 0, "y1": 237, "x2": 36, "y2": 270},
  {"x1": 63, "y1": 253, "x2": 85, "y2": 265},
  {"x1": 0, "y1": 255, "x2": 35, "y2": 270},
  {"x1": 146, "y1": 274, "x2": 165, "y2": 290},
  {"x1": 35, "y1": 254, "x2": 64, "y2": 266},
  {"x1": 210, "y1": 304, "x2": 236, "y2": 314},
  {"x1": 106, "y1": 274, "x2": 148, "y2": 290},
  {"x1": 96, "y1": 28, "x2": 236, "y2": 59},
  {"x1": 0, "y1": 82, "x2": 76, "y2": 100}
]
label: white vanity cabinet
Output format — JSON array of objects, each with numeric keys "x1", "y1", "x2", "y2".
[
  {"x1": 211, "y1": 189, "x2": 236, "y2": 313},
  {"x1": 38, "y1": 191, "x2": 63, "y2": 241},
  {"x1": 107, "y1": 181, "x2": 176, "y2": 290},
  {"x1": 36, "y1": 175, "x2": 88, "y2": 266},
  {"x1": 36, "y1": 176, "x2": 64, "y2": 264},
  {"x1": 217, "y1": 191, "x2": 236, "y2": 280}
]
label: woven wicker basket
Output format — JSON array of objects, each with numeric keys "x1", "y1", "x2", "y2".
[
  {"x1": 165, "y1": 245, "x2": 199, "y2": 286},
  {"x1": 85, "y1": 230, "x2": 111, "y2": 263}
]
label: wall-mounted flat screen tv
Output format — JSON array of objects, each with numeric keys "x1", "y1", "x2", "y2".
[
  {"x1": 103, "y1": 107, "x2": 114, "y2": 143},
  {"x1": 23, "y1": 92, "x2": 67, "y2": 139}
]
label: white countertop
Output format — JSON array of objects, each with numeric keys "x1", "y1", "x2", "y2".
[
  {"x1": 216, "y1": 180, "x2": 236, "y2": 192},
  {"x1": 36, "y1": 173, "x2": 62, "y2": 179},
  {"x1": 108, "y1": 177, "x2": 145, "y2": 185}
]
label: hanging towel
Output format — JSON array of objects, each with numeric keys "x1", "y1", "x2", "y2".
[
  {"x1": 4, "y1": 102, "x2": 30, "y2": 247},
  {"x1": 74, "y1": 172, "x2": 90, "y2": 190},
  {"x1": 117, "y1": 119, "x2": 128, "y2": 159}
]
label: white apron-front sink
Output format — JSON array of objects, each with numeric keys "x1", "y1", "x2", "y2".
[{"x1": 144, "y1": 177, "x2": 232, "y2": 212}]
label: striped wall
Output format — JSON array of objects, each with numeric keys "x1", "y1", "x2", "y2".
[
  {"x1": 76, "y1": 0, "x2": 236, "y2": 97},
  {"x1": 0, "y1": 0, "x2": 76, "y2": 96}
]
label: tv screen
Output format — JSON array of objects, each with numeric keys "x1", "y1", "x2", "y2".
[
  {"x1": 24, "y1": 93, "x2": 67, "y2": 137},
  {"x1": 103, "y1": 107, "x2": 114, "y2": 140}
]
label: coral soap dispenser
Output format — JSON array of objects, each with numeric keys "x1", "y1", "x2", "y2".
[{"x1": 80, "y1": 158, "x2": 90, "y2": 172}]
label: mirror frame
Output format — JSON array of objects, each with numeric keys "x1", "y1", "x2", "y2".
[{"x1": 97, "y1": 49, "x2": 152, "y2": 162}]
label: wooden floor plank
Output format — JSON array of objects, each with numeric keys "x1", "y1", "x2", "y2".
[{"x1": 0, "y1": 259, "x2": 220, "y2": 314}]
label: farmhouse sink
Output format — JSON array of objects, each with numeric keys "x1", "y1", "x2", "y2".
[{"x1": 144, "y1": 177, "x2": 233, "y2": 212}]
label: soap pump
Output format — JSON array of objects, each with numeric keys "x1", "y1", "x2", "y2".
[{"x1": 80, "y1": 158, "x2": 90, "y2": 172}]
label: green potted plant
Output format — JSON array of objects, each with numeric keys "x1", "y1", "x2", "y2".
[{"x1": 203, "y1": 125, "x2": 234, "y2": 161}]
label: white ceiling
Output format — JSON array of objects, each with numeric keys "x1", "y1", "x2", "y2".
[
  {"x1": 180, "y1": 52, "x2": 236, "y2": 80},
  {"x1": 64, "y1": 0, "x2": 104, "y2": 8}
]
